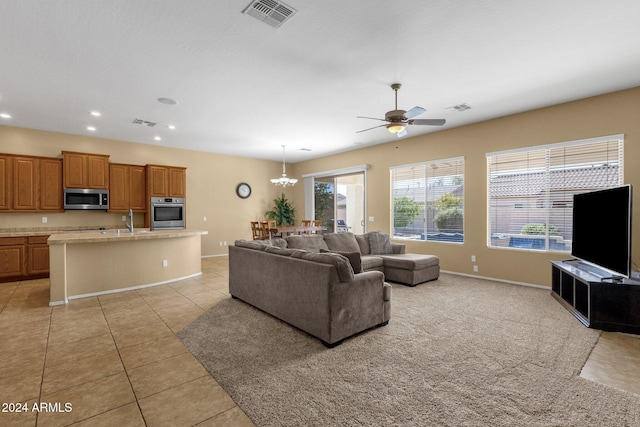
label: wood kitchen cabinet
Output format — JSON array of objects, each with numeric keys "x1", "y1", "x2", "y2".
[
  {"x1": 13, "y1": 156, "x2": 38, "y2": 210},
  {"x1": 0, "y1": 235, "x2": 51, "y2": 282},
  {"x1": 0, "y1": 237, "x2": 26, "y2": 280},
  {"x1": 26, "y1": 236, "x2": 50, "y2": 276},
  {"x1": 146, "y1": 164, "x2": 186, "y2": 198},
  {"x1": 39, "y1": 158, "x2": 63, "y2": 210},
  {"x1": 109, "y1": 163, "x2": 146, "y2": 212},
  {"x1": 0, "y1": 154, "x2": 63, "y2": 212},
  {"x1": 62, "y1": 151, "x2": 109, "y2": 189},
  {"x1": 0, "y1": 155, "x2": 12, "y2": 210}
]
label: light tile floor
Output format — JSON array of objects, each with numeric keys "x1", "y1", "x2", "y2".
[
  {"x1": 1, "y1": 257, "x2": 639, "y2": 426},
  {"x1": 0, "y1": 257, "x2": 254, "y2": 427}
]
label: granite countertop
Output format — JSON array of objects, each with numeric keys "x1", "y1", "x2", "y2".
[
  {"x1": 0, "y1": 226, "x2": 105, "y2": 238},
  {"x1": 48, "y1": 229, "x2": 208, "y2": 244},
  {"x1": 0, "y1": 227, "x2": 208, "y2": 244}
]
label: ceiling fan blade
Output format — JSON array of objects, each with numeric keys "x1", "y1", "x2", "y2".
[
  {"x1": 405, "y1": 106, "x2": 426, "y2": 119},
  {"x1": 356, "y1": 124, "x2": 387, "y2": 133},
  {"x1": 397, "y1": 128, "x2": 407, "y2": 138},
  {"x1": 356, "y1": 116, "x2": 387, "y2": 122},
  {"x1": 409, "y1": 118, "x2": 446, "y2": 126}
]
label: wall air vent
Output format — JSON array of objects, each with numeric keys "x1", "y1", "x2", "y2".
[
  {"x1": 243, "y1": 0, "x2": 297, "y2": 29},
  {"x1": 132, "y1": 119, "x2": 157, "y2": 127}
]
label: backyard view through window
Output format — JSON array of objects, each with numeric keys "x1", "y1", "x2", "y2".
[
  {"x1": 391, "y1": 157, "x2": 464, "y2": 242},
  {"x1": 486, "y1": 135, "x2": 623, "y2": 252}
]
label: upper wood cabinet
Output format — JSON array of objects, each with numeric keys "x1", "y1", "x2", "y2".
[
  {"x1": 39, "y1": 158, "x2": 63, "y2": 211},
  {"x1": 0, "y1": 154, "x2": 63, "y2": 212},
  {"x1": 109, "y1": 163, "x2": 146, "y2": 212},
  {"x1": 62, "y1": 151, "x2": 109, "y2": 189},
  {"x1": 147, "y1": 164, "x2": 186, "y2": 198},
  {"x1": 0, "y1": 155, "x2": 12, "y2": 210},
  {"x1": 13, "y1": 156, "x2": 38, "y2": 210}
]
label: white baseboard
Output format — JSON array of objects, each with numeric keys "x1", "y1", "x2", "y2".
[{"x1": 440, "y1": 269, "x2": 549, "y2": 290}]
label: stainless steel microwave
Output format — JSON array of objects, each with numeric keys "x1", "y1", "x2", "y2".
[
  {"x1": 150, "y1": 197, "x2": 185, "y2": 230},
  {"x1": 63, "y1": 188, "x2": 109, "y2": 210}
]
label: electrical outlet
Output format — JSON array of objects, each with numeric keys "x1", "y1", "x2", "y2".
[
  {"x1": 41, "y1": 216, "x2": 47, "y2": 223},
  {"x1": 473, "y1": 265, "x2": 478, "y2": 272},
  {"x1": 162, "y1": 260, "x2": 168, "y2": 267},
  {"x1": 223, "y1": 241, "x2": 227, "y2": 246},
  {"x1": 203, "y1": 216, "x2": 207, "y2": 221},
  {"x1": 122, "y1": 215, "x2": 126, "y2": 221},
  {"x1": 471, "y1": 255, "x2": 476, "y2": 262},
  {"x1": 368, "y1": 216, "x2": 375, "y2": 222},
  {"x1": 219, "y1": 241, "x2": 223, "y2": 246}
]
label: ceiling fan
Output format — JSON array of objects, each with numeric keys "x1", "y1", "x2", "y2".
[{"x1": 356, "y1": 83, "x2": 445, "y2": 137}]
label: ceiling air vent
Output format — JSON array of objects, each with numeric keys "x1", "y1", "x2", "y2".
[
  {"x1": 243, "y1": 0, "x2": 297, "y2": 29},
  {"x1": 132, "y1": 119, "x2": 157, "y2": 127},
  {"x1": 447, "y1": 103, "x2": 472, "y2": 112}
]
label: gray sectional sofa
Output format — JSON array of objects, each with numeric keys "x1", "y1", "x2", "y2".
[{"x1": 228, "y1": 232, "x2": 439, "y2": 347}]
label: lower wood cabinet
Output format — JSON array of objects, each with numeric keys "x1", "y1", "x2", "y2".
[
  {"x1": 27, "y1": 236, "x2": 50, "y2": 276},
  {"x1": 0, "y1": 236, "x2": 50, "y2": 282},
  {"x1": 0, "y1": 237, "x2": 26, "y2": 279}
]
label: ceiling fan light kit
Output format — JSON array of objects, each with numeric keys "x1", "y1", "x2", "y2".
[
  {"x1": 387, "y1": 123, "x2": 406, "y2": 134},
  {"x1": 357, "y1": 83, "x2": 446, "y2": 137}
]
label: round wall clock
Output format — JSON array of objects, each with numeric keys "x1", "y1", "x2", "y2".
[{"x1": 236, "y1": 182, "x2": 252, "y2": 199}]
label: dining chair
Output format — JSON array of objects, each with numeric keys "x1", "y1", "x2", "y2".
[
  {"x1": 251, "y1": 221, "x2": 262, "y2": 240},
  {"x1": 267, "y1": 219, "x2": 281, "y2": 238},
  {"x1": 311, "y1": 219, "x2": 322, "y2": 234},
  {"x1": 300, "y1": 219, "x2": 312, "y2": 234},
  {"x1": 260, "y1": 221, "x2": 272, "y2": 240}
]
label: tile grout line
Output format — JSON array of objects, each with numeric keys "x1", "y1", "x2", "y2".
[
  {"x1": 35, "y1": 285, "x2": 54, "y2": 426},
  {"x1": 98, "y1": 292, "x2": 150, "y2": 427}
]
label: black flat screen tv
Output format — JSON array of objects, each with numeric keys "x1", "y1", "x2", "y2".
[{"x1": 571, "y1": 184, "x2": 633, "y2": 278}]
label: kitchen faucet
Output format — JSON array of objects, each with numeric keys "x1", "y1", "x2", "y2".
[{"x1": 126, "y1": 208, "x2": 134, "y2": 232}]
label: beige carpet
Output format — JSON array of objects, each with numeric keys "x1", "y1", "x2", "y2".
[{"x1": 178, "y1": 273, "x2": 640, "y2": 426}]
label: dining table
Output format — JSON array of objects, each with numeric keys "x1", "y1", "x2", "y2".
[{"x1": 268, "y1": 225, "x2": 324, "y2": 236}]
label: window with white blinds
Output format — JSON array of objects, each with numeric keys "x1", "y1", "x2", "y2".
[
  {"x1": 486, "y1": 135, "x2": 623, "y2": 252},
  {"x1": 391, "y1": 157, "x2": 464, "y2": 242}
]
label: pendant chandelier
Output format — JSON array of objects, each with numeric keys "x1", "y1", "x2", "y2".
[{"x1": 271, "y1": 145, "x2": 298, "y2": 187}]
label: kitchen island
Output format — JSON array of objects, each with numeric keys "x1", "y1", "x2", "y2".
[{"x1": 48, "y1": 229, "x2": 208, "y2": 305}]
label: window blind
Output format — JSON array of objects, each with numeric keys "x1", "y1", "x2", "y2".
[
  {"x1": 391, "y1": 157, "x2": 464, "y2": 242},
  {"x1": 486, "y1": 135, "x2": 623, "y2": 251}
]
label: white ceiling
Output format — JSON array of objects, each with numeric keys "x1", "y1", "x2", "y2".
[{"x1": 2, "y1": 0, "x2": 640, "y2": 163}]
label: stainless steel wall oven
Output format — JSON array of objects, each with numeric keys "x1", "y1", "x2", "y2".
[{"x1": 150, "y1": 197, "x2": 185, "y2": 230}]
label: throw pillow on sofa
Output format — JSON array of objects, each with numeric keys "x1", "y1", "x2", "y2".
[
  {"x1": 284, "y1": 235, "x2": 329, "y2": 252},
  {"x1": 323, "y1": 232, "x2": 361, "y2": 253},
  {"x1": 369, "y1": 231, "x2": 393, "y2": 254},
  {"x1": 320, "y1": 248, "x2": 362, "y2": 273}
]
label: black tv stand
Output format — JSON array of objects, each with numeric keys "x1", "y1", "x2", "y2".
[{"x1": 551, "y1": 260, "x2": 640, "y2": 334}]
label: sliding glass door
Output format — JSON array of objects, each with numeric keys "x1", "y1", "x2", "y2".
[{"x1": 314, "y1": 172, "x2": 365, "y2": 233}]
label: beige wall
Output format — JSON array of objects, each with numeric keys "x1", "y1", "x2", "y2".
[
  {"x1": 0, "y1": 125, "x2": 291, "y2": 256},
  {"x1": 2, "y1": 86, "x2": 639, "y2": 286},
  {"x1": 290, "y1": 87, "x2": 640, "y2": 287}
]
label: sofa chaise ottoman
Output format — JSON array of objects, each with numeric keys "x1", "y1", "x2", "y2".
[{"x1": 285, "y1": 231, "x2": 440, "y2": 286}]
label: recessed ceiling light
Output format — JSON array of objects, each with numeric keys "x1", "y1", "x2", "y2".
[
  {"x1": 87, "y1": 126, "x2": 96, "y2": 131},
  {"x1": 154, "y1": 136, "x2": 162, "y2": 141},
  {"x1": 157, "y1": 97, "x2": 177, "y2": 105},
  {"x1": 0, "y1": 113, "x2": 11, "y2": 119},
  {"x1": 167, "y1": 124, "x2": 176, "y2": 130},
  {"x1": 89, "y1": 111, "x2": 101, "y2": 117}
]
